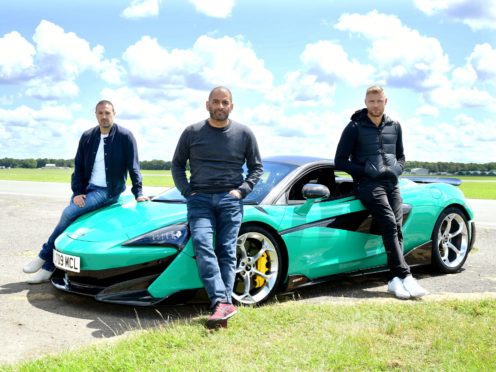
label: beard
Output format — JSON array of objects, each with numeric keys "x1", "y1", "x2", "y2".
[
  {"x1": 99, "y1": 119, "x2": 112, "y2": 128},
  {"x1": 209, "y1": 108, "x2": 230, "y2": 121},
  {"x1": 367, "y1": 108, "x2": 384, "y2": 118}
]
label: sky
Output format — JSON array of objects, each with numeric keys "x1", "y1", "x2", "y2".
[{"x1": 1, "y1": 0, "x2": 495, "y2": 163}]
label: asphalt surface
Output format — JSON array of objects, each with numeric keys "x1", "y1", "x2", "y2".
[{"x1": 0, "y1": 180, "x2": 495, "y2": 365}]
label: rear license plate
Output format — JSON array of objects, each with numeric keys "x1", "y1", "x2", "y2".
[{"x1": 53, "y1": 251, "x2": 81, "y2": 273}]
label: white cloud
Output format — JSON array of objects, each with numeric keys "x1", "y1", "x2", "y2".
[
  {"x1": 188, "y1": 0, "x2": 235, "y2": 18},
  {"x1": 451, "y1": 65, "x2": 477, "y2": 87},
  {"x1": 25, "y1": 79, "x2": 80, "y2": 99},
  {"x1": 468, "y1": 43, "x2": 496, "y2": 81},
  {"x1": 240, "y1": 107, "x2": 349, "y2": 159},
  {"x1": 0, "y1": 31, "x2": 36, "y2": 82},
  {"x1": 121, "y1": 0, "x2": 160, "y2": 19},
  {"x1": 272, "y1": 71, "x2": 336, "y2": 108},
  {"x1": 300, "y1": 40, "x2": 375, "y2": 87},
  {"x1": 123, "y1": 35, "x2": 273, "y2": 92},
  {"x1": 33, "y1": 20, "x2": 103, "y2": 79},
  {"x1": 3, "y1": 20, "x2": 125, "y2": 100},
  {"x1": 123, "y1": 36, "x2": 200, "y2": 86},
  {"x1": 416, "y1": 105, "x2": 440, "y2": 116},
  {"x1": 99, "y1": 58, "x2": 126, "y2": 85},
  {"x1": 414, "y1": 0, "x2": 496, "y2": 30},
  {"x1": 335, "y1": 10, "x2": 451, "y2": 90},
  {"x1": 0, "y1": 104, "x2": 82, "y2": 158},
  {"x1": 427, "y1": 86, "x2": 496, "y2": 109}
]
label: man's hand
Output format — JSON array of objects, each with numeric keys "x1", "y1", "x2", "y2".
[
  {"x1": 229, "y1": 189, "x2": 242, "y2": 199},
  {"x1": 73, "y1": 194, "x2": 86, "y2": 208},
  {"x1": 136, "y1": 195, "x2": 150, "y2": 202}
]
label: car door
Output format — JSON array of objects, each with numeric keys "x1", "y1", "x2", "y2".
[{"x1": 277, "y1": 166, "x2": 387, "y2": 281}]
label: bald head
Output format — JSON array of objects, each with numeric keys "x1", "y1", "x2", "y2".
[{"x1": 208, "y1": 86, "x2": 232, "y2": 101}]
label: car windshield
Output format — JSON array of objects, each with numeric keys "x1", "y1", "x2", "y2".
[{"x1": 152, "y1": 160, "x2": 297, "y2": 204}]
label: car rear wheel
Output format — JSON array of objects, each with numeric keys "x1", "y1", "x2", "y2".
[
  {"x1": 233, "y1": 226, "x2": 282, "y2": 305},
  {"x1": 431, "y1": 207, "x2": 469, "y2": 273}
]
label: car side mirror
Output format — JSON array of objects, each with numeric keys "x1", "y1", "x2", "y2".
[
  {"x1": 302, "y1": 184, "x2": 330, "y2": 200},
  {"x1": 296, "y1": 184, "x2": 330, "y2": 216}
]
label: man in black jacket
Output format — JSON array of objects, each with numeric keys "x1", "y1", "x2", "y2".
[
  {"x1": 23, "y1": 100, "x2": 149, "y2": 284},
  {"x1": 335, "y1": 85, "x2": 427, "y2": 299}
]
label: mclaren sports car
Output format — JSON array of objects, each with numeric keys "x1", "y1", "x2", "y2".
[{"x1": 51, "y1": 156, "x2": 476, "y2": 306}]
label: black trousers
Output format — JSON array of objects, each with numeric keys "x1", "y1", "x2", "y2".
[{"x1": 355, "y1": 180, "x2": 411, "y2": 279}]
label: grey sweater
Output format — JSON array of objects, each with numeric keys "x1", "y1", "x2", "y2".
[{"x1": 171, "y1": 120, "x2": 263, "y2": 198}]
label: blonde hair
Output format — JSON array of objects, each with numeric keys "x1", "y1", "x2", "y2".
[{"x1": 366, "y1": 85, "x2": 384, "y2": 96}]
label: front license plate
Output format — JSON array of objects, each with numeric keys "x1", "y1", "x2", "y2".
[{"x1": 53, "y1": 251, "x2": 81, "y2": 273}]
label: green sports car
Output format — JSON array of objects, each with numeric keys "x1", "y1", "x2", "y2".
[{"x1": 52, "y1": 156, "x2": 476, "y2": 306}]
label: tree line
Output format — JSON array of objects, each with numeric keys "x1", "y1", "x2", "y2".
[
  {"x1": 1, "y1": 158, "x2": 495, "y2": 175},
  {"x1": 0, "y1": 158, "x2": 173, "y2": 170}
]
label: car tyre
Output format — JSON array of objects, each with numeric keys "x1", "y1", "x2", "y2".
[
  {"x1": 233, "y1": 225, "x2": 283, "y2": 306},
  {"x1": 431, "y1": 207, "x2": 470, "y2": 273}
]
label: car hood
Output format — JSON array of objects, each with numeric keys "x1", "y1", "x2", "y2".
[{"x1": 64, "y1": 197, "x2": 188, "y2": 243}]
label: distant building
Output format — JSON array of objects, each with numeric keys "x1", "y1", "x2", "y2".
[
  {"x1": 44, "y1": 164, "x2": 56, "y2": 168},
  {"x1": 411, "y1": 168, "x2": 429, "y2": 175}
]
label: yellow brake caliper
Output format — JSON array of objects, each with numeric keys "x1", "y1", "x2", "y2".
[{"x1": 254, "y1": 252, "x2": 269, "y2": 288}]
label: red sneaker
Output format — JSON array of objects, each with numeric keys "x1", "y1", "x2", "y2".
[{"x1": 206, "y1": 302, "x2": 237, "y2": 329}]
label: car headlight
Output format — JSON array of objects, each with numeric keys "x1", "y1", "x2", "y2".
[{"x1": 123, "y1": 223, "x2": 190, "y2": 249}]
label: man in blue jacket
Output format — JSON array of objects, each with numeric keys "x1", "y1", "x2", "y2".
[
  {"x1": 23, "y1": 100, "x2": 149, "y2": 283},
  {"x1": 335, "y1": 85, "x2": 427, "y2": 300}
]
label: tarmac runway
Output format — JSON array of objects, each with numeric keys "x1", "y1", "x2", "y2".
[{"x1": 0, "y1": 180, "x2": 495, "y2": 365}]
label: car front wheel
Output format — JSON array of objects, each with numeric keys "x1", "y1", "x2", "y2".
[
  {"x1": 431, "y1": 207, "x2": 470, "y2": 273},
  {"x1": 233, "y1": 226, "x2": 283, "y2": 305}
]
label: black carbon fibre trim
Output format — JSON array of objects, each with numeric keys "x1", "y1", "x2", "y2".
[
  {"x1": 60, "y1": 254, "x2": 177, "y2": 287},
  {"x1": 280, "y1": 205, "x2": 412, "y2": 236},
  {"x1": 280, "y1": 217, "x2": 337, "y2": 235},
  {"x1": 254, "y1": 206, "x2": 269, "y2": 214}
]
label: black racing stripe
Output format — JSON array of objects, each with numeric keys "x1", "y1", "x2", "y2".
[
  {"x1": 280, "y1": 217, "x2": 337, "y2": 235},
  {"x1": 254, "y1": 206, "x2": 268, "y2": 214},
  {"x1": 280, "y1": 205, "x2": 412, "y2": 236}
]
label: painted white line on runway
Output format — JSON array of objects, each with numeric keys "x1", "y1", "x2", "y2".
[{"x1": 0, "y1": 191, "x2": 68, "y2": 199}]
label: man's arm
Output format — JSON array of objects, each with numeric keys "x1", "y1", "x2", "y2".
[
  {"x1": 396, "y1": 123, "x2": 405, "y2": 171},
  {"x1": 125, "y1": 131, "x2": 145, "y2": 200},
  {"x1": 334, "y1": 122, "x2": 365, "y2": 179},
  {"x1": 71, "y1": 134, "x2": 87, "y2": 196},
  {"x1": 237, "y1": 129, "x2": 263, "y2": 198},
  {"x1": 171, "y1": 130, "x2": 191, "y2": 197}
]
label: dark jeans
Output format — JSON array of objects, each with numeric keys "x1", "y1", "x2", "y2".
[
  {"x1": 355, "y1": 180, "x2": 411, "y2": 279},
  {"x1": 187, "y1": 192, "x2": 243, "y2": 308},
  {"x1": 39, "y1": 184, "x2": 119, "y2": 271}
]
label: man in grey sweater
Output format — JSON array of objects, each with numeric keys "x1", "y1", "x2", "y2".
[{"x1": 172, "y1": 86, "x2": 263, "y2": 329}]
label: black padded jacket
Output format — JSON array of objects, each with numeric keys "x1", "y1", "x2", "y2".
[{"x1": 334, "y1": 108, "x2": 405, "y2": 183}]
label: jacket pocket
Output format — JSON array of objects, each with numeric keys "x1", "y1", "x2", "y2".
[
  {"x1": 384, "y1": 153, "x2": 403, "y2": 178},
  {"x1": 364, "y1": 154, "x2": 385, "y2": 179}
]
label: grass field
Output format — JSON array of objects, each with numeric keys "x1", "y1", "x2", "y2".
[
  {"x1": 4, "y1": 299, "x2": 495, "y2": 371},
  {"x1": 1, "y1": 168, "x2": 494, "y2": 199}
]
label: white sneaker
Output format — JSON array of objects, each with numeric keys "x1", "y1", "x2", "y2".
[
  {"x1": 27, "y1": 269, "x2": 54, "y2": 284},
  {"x1": 387, "y1": 277, "x2": 410, "y2": 300},
  {"x1": 402, "y1": 275, "x2": 428, "y2": 298},
  {"x1": 23, "y1": 257, "x2": 46, "y2": 273}
]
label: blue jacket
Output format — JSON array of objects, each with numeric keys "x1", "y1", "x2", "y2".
[{"x1": 71, "y1": 123, "x2": 143, "y2": 199}]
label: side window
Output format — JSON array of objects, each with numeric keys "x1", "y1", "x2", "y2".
[
  {"x1": 286, "y1": 167, "x2": 355, "y2": 204},
  {"x1": 287, "y1": 168, "x2": 336, "y2": 203},
  {"x1": 334, "y1": 175, "x2": 355, "y2": 198}
]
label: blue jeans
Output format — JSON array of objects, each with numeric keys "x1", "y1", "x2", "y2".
[
  {"x1": 187, "y1": 192, "x2": 243, "y2": 308},
  {"x1": 39, "y1": 184, "x2": 118, "y2": 271}
]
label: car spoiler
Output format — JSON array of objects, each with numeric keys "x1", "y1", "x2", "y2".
[{"x1": 403, "y1": 176, "x2": 462, "y2": 186}]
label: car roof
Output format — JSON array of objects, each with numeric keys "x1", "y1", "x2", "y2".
[{"x1": 263, "y1": 155, "x2": 334, "y2": 167}]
